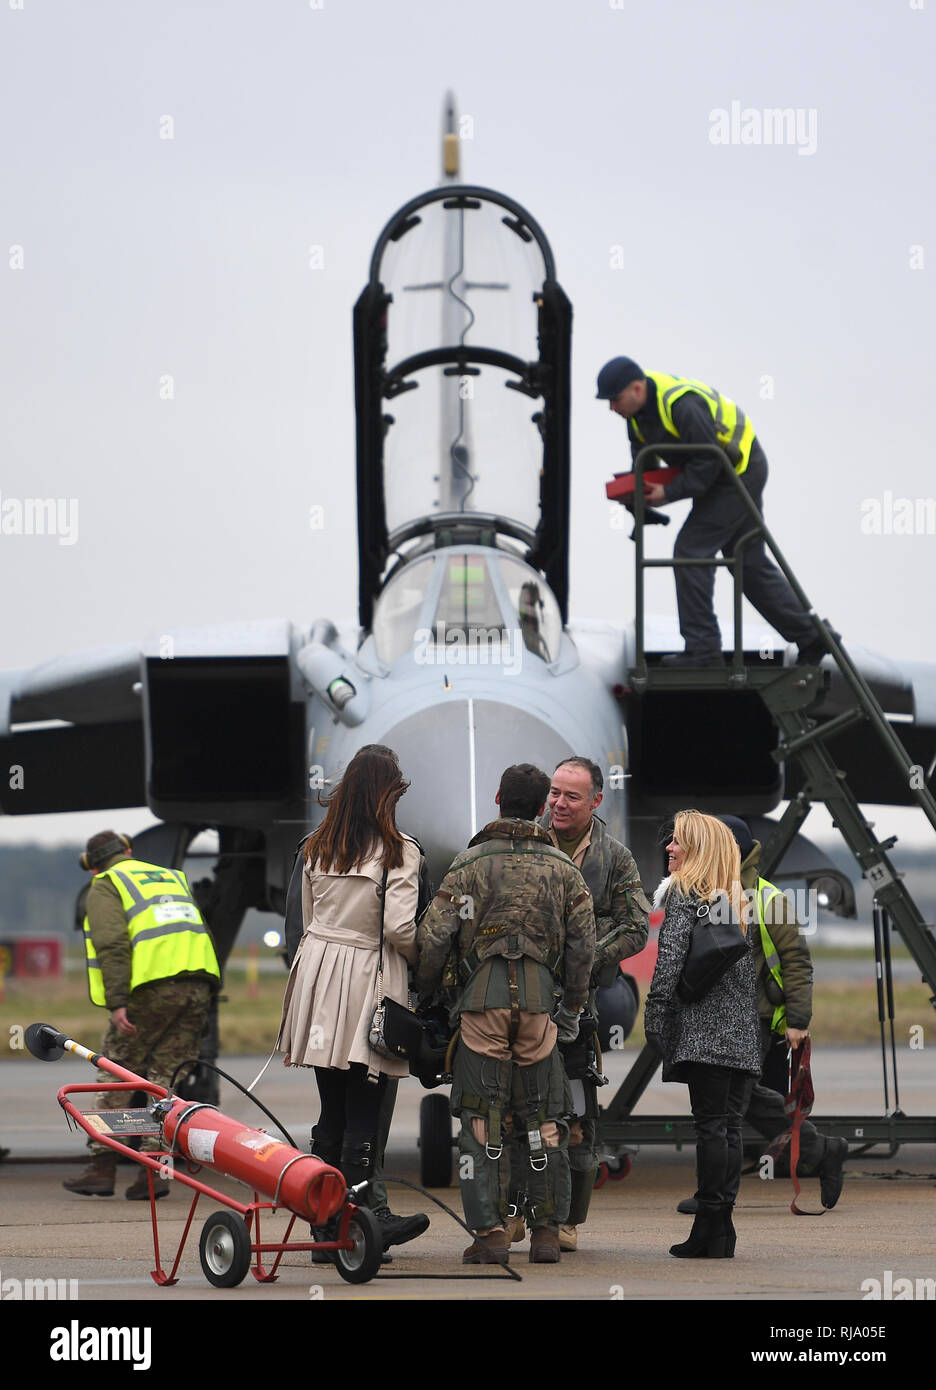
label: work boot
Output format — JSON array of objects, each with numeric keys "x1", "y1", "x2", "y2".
[
  {"x1": 669, "y1": 1201, "x2": 728, "y2": 1258},
  {"x1": 558, "y1": 1223, "x2": 578, "y2": 1252},
  {"x1": 796, "y1": 629, "x2": 842, "y2": 666},
  {"x1": 818, "y1": 1137, "x2": 848, "y2": 1209},
  {"x1": 676, "y1": 1196, "x2": 698, "y2": 1215},
  {"x1": 62, "y1": 1155, "x2": 116, "y2": 1196},
  {"x1": 505, "y1": 1213, "x2": 526, "y2": 1245},
  {"x1": 529, "y1": 1226, "x2": 561, "y2": 1263},
  {"x1": 470, "y1": 1229, "x2": 510, "y2": 1265},
  {"x1": 372, "y1": 1206, "x2": 430, "y2": 1250},
  {"x1": 660, "y1": 650, "x2": 725, "y2": 669},
  {"x1": 125, "y1": 1165, "x2": 170, "y2": 1201}
]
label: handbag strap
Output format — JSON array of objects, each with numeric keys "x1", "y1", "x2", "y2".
[{"x1": 374, "y1": 864, "x2": 389, "y2": 1008}]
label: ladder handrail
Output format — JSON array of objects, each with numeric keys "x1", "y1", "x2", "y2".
[{"x1": 628, "y1": 443, "x2": 936, "y2": 836}]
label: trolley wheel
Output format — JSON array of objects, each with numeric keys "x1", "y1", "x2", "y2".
[
  {"x1": 333, "y1": 1206, "x2": 382, "y2": 1284},
  {"x1": 419, "y1": 1092, "x2": 454, "y2": 1187},
  {"x1": 199, "y1": 1210, "x2": 252, "y2": 1288},
  {"x1": 593, "y1": 1154, "x2": 632, "y2": 1189}
]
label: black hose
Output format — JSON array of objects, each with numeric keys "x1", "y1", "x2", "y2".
[{"x1": 167, "y1": 1058, "x2": 298, "y2": 1149}]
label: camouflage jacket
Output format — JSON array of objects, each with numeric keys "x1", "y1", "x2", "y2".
[
  {"x1": 415, "y1": 818, "x2": 596, "y2": 1013},
  {"x1": 545, "y1": 815, "x2": 650, "y2": 987}
]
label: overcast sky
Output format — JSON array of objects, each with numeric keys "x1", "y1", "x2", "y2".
[{"x1": 1, "y1": 0, "x2": 933, "y2": 848}]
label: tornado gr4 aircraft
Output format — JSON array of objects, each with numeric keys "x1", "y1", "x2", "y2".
[{"x1": 3, "y1": 120, "x2": 936, "y2": 1067}]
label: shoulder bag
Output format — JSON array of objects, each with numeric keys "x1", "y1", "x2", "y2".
[
  {"x1": 369, "y1": 867, "x2": 427, "y2": 1062},
  {"x1": 676, "y1": 893, "x2": 749, "y2": 1004}
]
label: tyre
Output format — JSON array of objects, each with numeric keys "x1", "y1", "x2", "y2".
[
  {"x1": 198, "y1": 1211, "x2": 252, "y2": 1288},
  {"x1": 333, "y1": 1206, "x2": 382, "y2": 1284},
  {"x1": 419, "y1": 1092, "x2": 454, "y2": 1187}
]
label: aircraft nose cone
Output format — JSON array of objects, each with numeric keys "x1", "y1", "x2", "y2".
[{"x1": 381, "y1": 697, "x2": 574, "y2": 883}]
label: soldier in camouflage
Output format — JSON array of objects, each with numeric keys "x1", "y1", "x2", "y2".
[
  {"x1": 537, "y1": 757, "x2": 650, "y2": 1251},
  {"x1": 415, "y1": 764, "x2": 595, "y2": 1265}
]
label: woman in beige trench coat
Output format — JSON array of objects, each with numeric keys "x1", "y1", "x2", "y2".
[{"x1": 277, "y1": 747, "x2": 424, "y2": 1211}]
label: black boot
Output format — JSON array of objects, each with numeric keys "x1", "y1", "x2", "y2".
[
  {"x1": 372, "y1": 1207, "x2": 430, "y2": 1250},
  {"x1": 309, "y1": 1127, "x2": 342, "y2": 1264},
  {"x1": 340, "y1": 1135, "x2": 375, "y2": 1195},
  {"x1": 669, "y1": 1201, "x2": 729, "y2": 1258},
  {"x1": 723, "y1": 1203, "x2": 736, "y2": 1258}
]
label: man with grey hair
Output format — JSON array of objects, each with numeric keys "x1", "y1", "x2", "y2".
[{"x1": 531, "y1": 755, "x2": 650, "y2": 1251}]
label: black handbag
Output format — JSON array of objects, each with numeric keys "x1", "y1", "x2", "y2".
[
  {"x1": 368, "y1": 868, "x2": 434, "y2": 1064},
  {"x1": 676, "y1": 893, "x2": 748, "y2": 1004}
]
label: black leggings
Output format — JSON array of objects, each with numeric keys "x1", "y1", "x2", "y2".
[
  {"x1": 684, "y1": 1063, "x2": 755, "y2": 1206},
  {"x1": 313, "y1": 1064, "x2": 387, "y2": 1151}
]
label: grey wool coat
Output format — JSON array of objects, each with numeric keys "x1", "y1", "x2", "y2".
[{"x1": 643, "y1": 878, "x2": 761, "y2": 1083}]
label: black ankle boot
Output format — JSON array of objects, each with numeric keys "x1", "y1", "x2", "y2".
[
  {"x1": 669, "y1": 1201, "x2": 729, "y2": 1258},
  {"x1": 723, "y1": 1204, "x2": 736, "y2": 1258}
]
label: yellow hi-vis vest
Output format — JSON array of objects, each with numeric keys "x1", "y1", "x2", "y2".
[
  {"x1": 83, "y1": 857, "x2": 220, "y2": 1007},
  {"x1": 755, "y1": 876, "x2": 786, "y2": 1035},
  {"x1": 631, "y1": 371, "x2": 756, "y2": 475}
]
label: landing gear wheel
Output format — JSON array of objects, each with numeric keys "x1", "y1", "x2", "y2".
[
  {"x1": 419, "y1": 1092, "x2": 454, "y2": 1187},
  {"x1": 199, "y1": 1211, "x2": 252, "y2": 1288},
  {"x1": 333, "y1": 1206, "x2": 382, "y2": 1284}
]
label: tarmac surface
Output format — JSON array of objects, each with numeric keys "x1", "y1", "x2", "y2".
[{"x1": 2, "y1": 1046, "x2": 934, "y2": 1305}]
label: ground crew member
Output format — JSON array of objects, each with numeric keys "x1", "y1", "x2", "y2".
[
  {"x1": 63, "y1": 831, "x2": 220, "y2": 1200},
  {"x1": 675, "y1": 815, "x2": 847, "y2": 1214},
  {"x1": 536, "y1": 756, "x2": 650, "y2": 1251},
  {"x1": 596, "y1": 357, "x2": 826, "y2": 668},
  {"x1": 416, "y1": 764, "x2": 595, "y2": 1264}
]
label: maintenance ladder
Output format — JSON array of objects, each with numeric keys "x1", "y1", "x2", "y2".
[{"x1": 600, "y1": 443, "x2": 936, "y2": 1150}]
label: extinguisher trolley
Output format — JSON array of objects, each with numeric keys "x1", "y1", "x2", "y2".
[{"x1": 29, "y1": 1022, "x2": 383, "y2": 1288}]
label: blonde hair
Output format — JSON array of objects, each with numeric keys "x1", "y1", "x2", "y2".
[{"x1": 666, "y1": 810, "x2": 750, "y2": 932}]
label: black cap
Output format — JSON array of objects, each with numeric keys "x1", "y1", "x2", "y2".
[
  {"x1": 718, "y1": 815, "x2": 754, "y2": 861},
  {"x1": 596, "y1": 356, "x2": 644, "y2": 400}
]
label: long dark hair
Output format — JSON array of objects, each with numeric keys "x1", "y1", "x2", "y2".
[{"x1": 303, "y1": 748, "x2": 410, "y2": 874}]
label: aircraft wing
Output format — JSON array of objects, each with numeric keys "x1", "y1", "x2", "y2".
[
  {"x1": 0, "y1": 620, "x2": 307, "y2": 821},
  {"x1": 571, "y1": 617, "x2": 936, "y2": 810},
  {"x1": 0, "y1": 645, "x2": 142, "y2": 734}
]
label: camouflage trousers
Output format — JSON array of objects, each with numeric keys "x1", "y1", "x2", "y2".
[
  {"x1": 509, "y1": 1075, "x2": 599, "y2": 1226},
  {"x1": 451, "y1": 1034, "x2": 572, "y2": 1232},
  {"x1": 88, "y1": 979, "x2": 213, "y2": 1156}
]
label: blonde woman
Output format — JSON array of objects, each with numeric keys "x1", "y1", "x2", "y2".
[{"x1": 644, "y1": 810, "x2": 761, "y2": 1258}]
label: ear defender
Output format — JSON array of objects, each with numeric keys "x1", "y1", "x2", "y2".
[{"x1": 79, "y1": 834, "x2": 132, "y2": 872}]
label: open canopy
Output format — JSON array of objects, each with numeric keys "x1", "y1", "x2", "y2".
[{"x1": 354, "y1": 185, "x2": 571, "y2": 629}]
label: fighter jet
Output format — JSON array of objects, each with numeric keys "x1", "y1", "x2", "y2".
[{"x1": 3, "y1": 100, "x2": 936, "y2": 1102}]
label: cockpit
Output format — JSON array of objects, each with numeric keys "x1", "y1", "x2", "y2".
[
  {"x1": 354, "y1": 184, "x2": 572, "y2": 633},
  {"x1": 371, "y1": 549, "x2": 563, "y2": 669}
]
